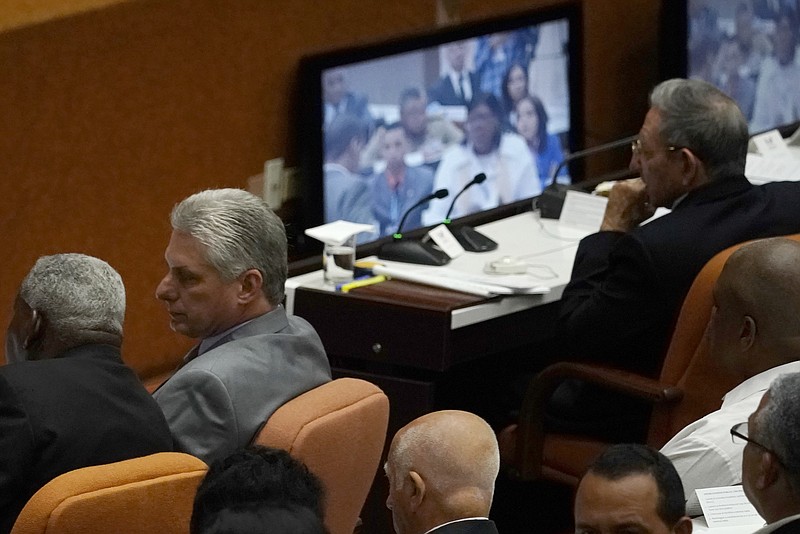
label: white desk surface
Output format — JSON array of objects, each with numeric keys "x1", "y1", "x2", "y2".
[{"x1": 286, "y1": 212, "x2": 592, "y2": 330}]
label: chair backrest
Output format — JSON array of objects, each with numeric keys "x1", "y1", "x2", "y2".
[
  {"x1": 11, "y1": 452, "x2": 208, "y2": 534},
  {"x1": 648, "y1": 232, "x2": 800, "y2": 446},
  {"x1": 253, "y1": 377, "x2": 390, "y2": 534}
]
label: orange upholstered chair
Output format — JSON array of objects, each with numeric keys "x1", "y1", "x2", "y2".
[
  {"x1": 501, "y1": 234, "x2": 800, "y2": 487},
  {"x1": 253, "y1": 377, "x2": 390, "y2": 534},
  {"x1": 11, "y1": 452, "x2": 208, "y2": 534}
]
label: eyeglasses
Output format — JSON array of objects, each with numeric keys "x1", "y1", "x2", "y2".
[
  {"x1": 730, "y1": 422, "x2": 784, "y2": 465},
  {"x1": 630, "y1": 137, "x2": 681, "y2": 157}
]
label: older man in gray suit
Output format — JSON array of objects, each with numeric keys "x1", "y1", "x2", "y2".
[{"x1": 153, "y1": 188, "x2": 331, "y2": 464}]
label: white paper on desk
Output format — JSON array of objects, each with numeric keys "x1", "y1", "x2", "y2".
[
  {"x1": 751, "y1": 129, "x2": 791, "y2": 157},
  {"x1": 695, "y1": 486, "x2": 764, "y2": 529},
  {"x1": 304, "y1": 220, "x2": 377, "y2": 246},
  {"x1": 745, "y1": 153, "x2": 800, "y2": 185},
  {"x1": 558, "y1": 190, "x2": 607, "y2": 231}
]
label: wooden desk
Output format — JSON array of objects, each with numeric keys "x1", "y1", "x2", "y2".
[{"x1": 288, "y1": 215, "x2": 590, "y2": 533}]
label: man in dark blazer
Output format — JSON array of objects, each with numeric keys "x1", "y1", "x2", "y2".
[
  {"x1": 574, "y1": 444, "x2": 691, "y2": 534},
  {"x1": 742, "y1": 372, "x2": 800, "y2": 534},
  {"x1": 552, "y1": 78, "x2": 800, "y2": 438},
  {"x1": 428, "y1": 41, "x2": 479, "y2": 107},
  {"x1": 0, "y1": 253, "x2": 173, "y2": 533},
  {"x1": 153, "y1": 189, "x2": 331, "y2": 465},
  {"x1": 384, "y1": 410, "x2": 500, "y2": 534}
]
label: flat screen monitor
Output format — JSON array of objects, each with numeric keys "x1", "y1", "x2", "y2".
[
  {"x1": 661, "y1": 0, "x2": 800, "y2": 135},
  {"x1": 295, "y1": 3, "x2": 582, "y2": 248}
]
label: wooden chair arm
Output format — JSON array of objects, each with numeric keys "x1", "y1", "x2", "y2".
[{"x1": 513, "y1": 362, "x2": 682, "y2": 479}]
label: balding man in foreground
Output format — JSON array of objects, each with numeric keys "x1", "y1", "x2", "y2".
[
  {"x1": 384, "y1": 410, "x2": 500, "y2": 534},
  {"x1": 661, "y1": 237, "x2": 800, "y2": 499}
]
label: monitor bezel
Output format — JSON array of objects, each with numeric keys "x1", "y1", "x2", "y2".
[{"x1": 293, "y1": 2, "x2": 584, "y2": 257}]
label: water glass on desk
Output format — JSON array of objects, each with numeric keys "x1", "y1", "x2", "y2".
[{"x1": 323, "y1": 235, "x2": 356, "y2": 284}]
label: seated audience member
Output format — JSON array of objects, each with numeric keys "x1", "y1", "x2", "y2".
[
  {"x1": 514, "y1": 94, "x2": 566, "y2": 190},
  {"x1": 371, "y1": 122, "x2": 435, "y2": 237},
  {"x1": 574, "y1": 444, "x2": 692, "y2": 534},
  {"x1": 322, "y1": 67, "x2": 373, "y2": 130},
  {"x1": 384, "y1": 410, "x2": 500, "y2": 534},
  {"x1": 474, "y1": 30, "x2": 537, "y2": 99},
  {"x1": 190, "y1": 446, "x2": 326, "y2": 534},
  {"x1": 501, "y1": 62, "x2": 529, "y2": 127},
  {"x1": 323, "y1": 114, "x2": 377, "y2": 232},
  {"x1": 739, "y1": 372, "x2": 800, "y2": 533},
  {"x1": 362, "y1": 88, "x2": 464, "y2": 171},
  {"x1": 558, "y1": 77, "x2": 800, "y2": 380},
  {"x1": 661, "y1": 237, "x2": 800, "y2": 500},
  {"x1": 0, "y1": 253, "x2": 173, "y2": 533},
  {"x1": 750, "y1": 8, "x2": 800, "y2": 133},
  {"x1": 152, "y1": 189, "x2": 331, "y2": 464},
  {"x1": 422, "y1": 92, "x2": 540, "y2": 225},
  {"x1": 427, "y1": 40, "x2": 478, "y2": 107}
]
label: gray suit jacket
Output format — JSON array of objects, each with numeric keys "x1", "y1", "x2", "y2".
[{"x1": 153, "y1": 306, "x2": 331, "y2": 464}]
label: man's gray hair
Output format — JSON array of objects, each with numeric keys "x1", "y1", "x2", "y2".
[
  {"x1": 650, "y1": 78, "x2": 749, "y2": 181},
  {"x1": 19, "y1": 253, "x2": 125, "y2": 345},
  {"x1": 170, "y1": 189, "x2": 287, "y2": 305},
  {"x1": 755, "y1": 372, "x2": 800, "y2": 496}
]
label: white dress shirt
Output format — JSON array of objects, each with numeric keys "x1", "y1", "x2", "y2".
[{"x1": 661, "y1": 361, "x2": 800, "y2": 500}]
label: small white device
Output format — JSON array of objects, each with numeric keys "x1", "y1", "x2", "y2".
[{"x1": 483, "y1": 256, "x2": 529, "y2": 275}]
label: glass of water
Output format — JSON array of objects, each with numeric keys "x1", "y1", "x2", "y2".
[{"x1": 322, "y1": 235, "x2": 356, "y2": 285}]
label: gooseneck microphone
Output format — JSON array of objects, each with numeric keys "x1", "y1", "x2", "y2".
[
  {"x1": 378, "y1": 188, "x2": 451, "y2": 266},
  {"x1": 394, "y1": 188, "x2": 449, "y2": 238},
  {"x1": 442, "y1": 173, "x2": 498, "y2": 253}
]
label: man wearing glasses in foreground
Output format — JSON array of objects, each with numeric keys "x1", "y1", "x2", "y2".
[
  {"x1": 550, "y1": 78, "x2": 800, "y2": 439},
  {"x1": 737, "y1": 372, "x2": 800, "y2": 533}
]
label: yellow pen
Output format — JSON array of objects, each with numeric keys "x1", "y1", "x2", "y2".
[{"x1": 339, "y1": 275, "x2": 388, "y2": 293}]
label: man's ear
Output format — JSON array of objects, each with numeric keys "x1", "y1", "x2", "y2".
[
  {"x1": 408, "y1": 470, "x2": 426, "y2": 511},
  {"x1": 679, "y1": 148, "x2": 701, "y2": 186},
  {"x1": 758, "y1": 450, "x2": 780, "y2": 490},
  {"x1": 24, "y1": 309, "x2": 45, "y2": 351},
  {"x1": 673, "y1": 516, "x2": 693, "y2": 534},
  {"x1": 238, "y1": 269, "x2": 264, "y2": 304},
  {"x1": 740, "y1": 315, "x2": 757, "y2": 351}
]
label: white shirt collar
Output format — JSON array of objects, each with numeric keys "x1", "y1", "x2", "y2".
[
  {"x1": 722, "y1": 361, "x2": 800, "y2": 407},
  {"x1": 425, "y1": 517, "x2": 489, "y2": 534}
]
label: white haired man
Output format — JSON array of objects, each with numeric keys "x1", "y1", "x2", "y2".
[
  {"x1": 152, "y1": 188, "x2": 331, "y2": 464},
  {"x1": 1, "y1": 253, "x2": 173, "y2": 532},
  {"x1": 384, "y1": 410, "x2": 500, "y2": 534}
]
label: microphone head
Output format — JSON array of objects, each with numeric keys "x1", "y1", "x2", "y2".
[
  {"x1": 472, "y1": 173, "x2": 487, "y2": 185},
  {"x1": 434, "y1": 188, "x2": 449, "y2": 199}
]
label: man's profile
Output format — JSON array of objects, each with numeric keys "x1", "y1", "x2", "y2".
[{"x1": 152, "y1": 188, "x2": 330, "y2": 464}]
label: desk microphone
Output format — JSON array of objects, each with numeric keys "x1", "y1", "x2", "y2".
[
  {"x1": 378, "y1": 188, "x2": 451, "y2": 265},
  {"x1": 538, "y1": 134, "x2": 638, "y2": 219},
  {"x1": 442, "y1": 173, "x2": 498, "y2": 252}
]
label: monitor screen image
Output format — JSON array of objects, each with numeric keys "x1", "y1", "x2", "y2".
[
  {"x1": 684, "y1": 0, "x2": 800, "y2": 134},
  {"x1": 296, "y1": 4, "x2": 582, "y2": 246}
]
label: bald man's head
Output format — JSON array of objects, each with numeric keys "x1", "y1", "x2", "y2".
[
  {"x1": 384, "y1": 410, "x2": 499, "y2": 534},
  {"x1": 708, "y1": 237, "x2": 800, "y2": 378}
]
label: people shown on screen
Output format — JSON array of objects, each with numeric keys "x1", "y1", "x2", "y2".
[
  {"x1": 322, "y1": 68, "x2": 373, "y2": 130},
  {"x1": 750, "y1": 9, "x2": 800, "y2": 133},
  {"x1": 427, "y1": 40, "x2": 478, "y2": 107},
  {"x1": 501, "y1": 62, "x2": 529, "y2": 128},
  {"x1": 474, "y1": 30, "x2": 537, "y2": 99},
  {"x1": 323, "y1": 114, "x2": 377, "y2": 232},
  {"x1": 716, "y1": 38, "x2": 757, "y2": 121},
  {"x1": 422, "y1": 92, "x2": 540, "y2": 225},
  {"x1": 371, "y1": 123, "x2": 434, "y2": 237},
  {"x1": 361, "y1": 88, "x2": 464, "y2": 172},
  {"x1": 514, "y1": 94, "x2": 567, "y2": 190}
]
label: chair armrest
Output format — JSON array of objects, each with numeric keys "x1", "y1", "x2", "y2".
[{"x1": 512, "y1": 361, "x2": 682, "y2": 479}]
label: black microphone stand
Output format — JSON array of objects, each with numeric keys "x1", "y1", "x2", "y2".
[
  {"x1": 377, "y1": 189, "x2": 451, "y2": 265},
  {"x1": 538, "y1": 135, "x2": 638, "y2": 219},
  {"x1": 443, "y1": 173, "x2": 498, "y2": 252}
]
